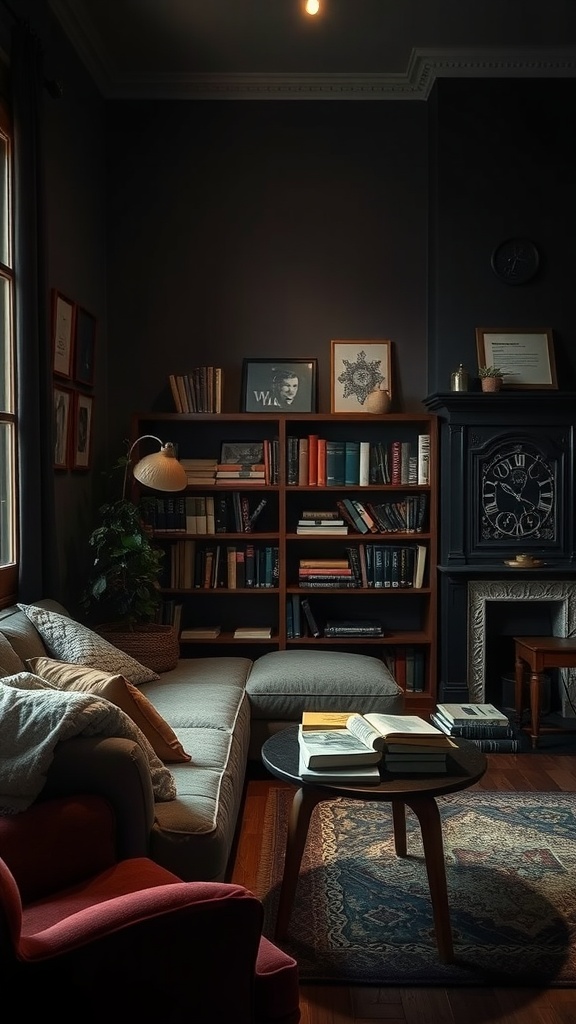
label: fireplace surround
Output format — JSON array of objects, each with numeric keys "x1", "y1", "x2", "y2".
[{"x1": 425, "y1": 391, "x2": 576, "y2": 708}]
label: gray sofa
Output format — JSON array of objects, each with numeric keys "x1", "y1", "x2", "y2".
[{"x1": 0, "y1": 600, "x2": 403, "y2": 884}]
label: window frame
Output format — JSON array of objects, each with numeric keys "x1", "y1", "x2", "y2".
[{"x1": 0, "y1": 95, "x2": 17, "y2": 608}]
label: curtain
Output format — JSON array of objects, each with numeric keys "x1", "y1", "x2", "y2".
[{"x1": 11, "y1": 20, "x2": 59, "y2": 601}]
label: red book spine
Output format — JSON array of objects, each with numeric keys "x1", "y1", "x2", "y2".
[
  {"x1": 308, "y1": 435, "x2": 319, "y2": 485},
  {"x1": 317, "y1": 438, "x2": 326, "y2": 487}
]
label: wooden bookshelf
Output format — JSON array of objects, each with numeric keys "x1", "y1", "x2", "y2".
[{"x1": 131, "y1": 411, "x2": 438, "y2": 712}]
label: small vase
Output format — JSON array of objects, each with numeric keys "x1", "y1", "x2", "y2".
[
  {"x1": 365, "y1": 387, "x2": 391, "y2": 414},
  {"x1": 481, "y1": 376, "x2": 503, "y2": 392}
]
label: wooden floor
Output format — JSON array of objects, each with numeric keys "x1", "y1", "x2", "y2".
[{"x1": 230, "y1": 752, "x2": 576, "y2": 1024}]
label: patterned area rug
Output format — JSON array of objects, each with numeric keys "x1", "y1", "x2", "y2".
[{"x1": 256, "y1": 789, "x2": 576, "y2": 985}]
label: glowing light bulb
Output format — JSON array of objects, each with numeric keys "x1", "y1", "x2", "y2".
[{"x1": 305, "y1": 0, "x2": 320, "y2": 14}]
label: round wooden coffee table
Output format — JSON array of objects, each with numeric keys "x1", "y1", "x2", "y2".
[{"x1": 261, "y1": 726, "x2": 487, "y2": 963}]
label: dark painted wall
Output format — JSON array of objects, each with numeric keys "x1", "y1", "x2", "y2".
[
  {"x1": 105, "y1": 100, "x2": 428, "y2": 443},
  {"x1": 429, "y1": 78, "x2": 576, "y2": 392}
]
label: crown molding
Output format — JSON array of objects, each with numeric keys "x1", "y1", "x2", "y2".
[{"x1": 48, "y1": 3, "x2": 576, "y2": 100}]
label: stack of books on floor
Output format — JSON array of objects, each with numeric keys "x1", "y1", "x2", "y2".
[
  {"x1": 430, "y1": 702, "x2": 521, "y2": 752},
  {"x1": 297, "y1": 711, "x2": 455, "y2": 783}
]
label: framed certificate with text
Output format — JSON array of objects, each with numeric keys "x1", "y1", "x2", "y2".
[{"x1": 476, "y1": 327, "x2": 557, "y2": 389}]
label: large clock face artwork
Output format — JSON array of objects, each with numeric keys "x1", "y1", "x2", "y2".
[{"x1": 481, "y1": 443, "x2": 555, "y2": 540}]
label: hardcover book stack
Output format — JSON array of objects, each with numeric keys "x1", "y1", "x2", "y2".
[
  {"x1": 296, "y1": 510, "x2": 348, "y2": 535},
  {"x1": 297, "y1": 558, "x2": 355, "y2": 588},
  {"x1": 430, "y1": 702, "x2": 520, "y2": 752},
  {"x1": 297, "y1": 712, "x2": 455, "y2": 783}
]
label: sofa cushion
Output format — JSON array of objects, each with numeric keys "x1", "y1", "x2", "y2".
[
  {"x1": 27, "y1": 658, "x2": 191, "y2": 764},
  {"x1": 17, "y1": 604, "x2": 158, "y2": 685},
  {"x1": 246, "y1": 649, "x2": 403, "y2": 719}
]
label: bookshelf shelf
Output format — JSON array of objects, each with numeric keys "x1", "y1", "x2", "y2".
[{"x1": 132, "y1": 409, "x2": 438, "y2": 712}]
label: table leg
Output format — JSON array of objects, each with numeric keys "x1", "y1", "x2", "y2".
[
  {"x1": 275, "y1": 786, "x2": 322, "y2": 941},
  {"x1": 514, "y1": 653, "x2": 525, "y2": 719},
  {"x1": 529, "y1": 671, "x2": 542, "y2": 749},
  {"x1": 404, "y1": 796, "x2": 454, "y2": 963},
  {"x1": 392, "y1": 800, "x2": 407, "y2": 856}
]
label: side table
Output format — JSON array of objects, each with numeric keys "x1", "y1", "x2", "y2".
[
  {"x1": 261, "y1": 726, "x2": 486, "y2": 964},
  {"x1": 514, "y1": 635, "x2": 576, "y2": 748}
]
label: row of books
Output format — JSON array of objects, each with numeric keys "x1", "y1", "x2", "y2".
[
  {"x1": 297, "y1": 711, "x2": 454, "y2": 783},
  {"x1": 384, "y1": 646, "x2": 426, "y2": 692},
  {"x1": 333, "y1": 496, "x2": 428, "y2": 534},
  {"x1": 296, "y1": 543, "x2": 427, "y2": 589},
  {"x1": 431, "y1": 702, "x2": 521, "y2": 752},
  {"x1": 286, "y1": 435, "x2": 430, "y2": 487},
  {"x1": 143, "y1": 493, "x2": 269, "y2": 534},
  {"x1": 168, "y1": 369, "x2": 223, "y2": 414},
  {"x1": 160, "y1": 541, "x2": 279, "y2": 589}
]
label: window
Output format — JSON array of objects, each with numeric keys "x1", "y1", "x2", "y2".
[{"x1": 0, "y1": 97, "x2": 16, "y2": 607}]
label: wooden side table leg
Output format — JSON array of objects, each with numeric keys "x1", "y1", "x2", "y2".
[
  {"x1": 405, "y1": 796, "x2": 453, "y2": 963},
  {"x1": 529, "y1": 671, "x2": 542, "y2": 750},
  {"x1": 392, "y1": 800, "x2": 407, "y2": 857},
  {"x1": 275, "y1": 787, "x2": 322, "y2": 941},
  {"x1": 514, "y1": 653, "x2": 525, "y2": 720}
]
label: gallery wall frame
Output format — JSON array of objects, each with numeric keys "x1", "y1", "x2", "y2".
[
  {"x1": 330, "y1": 340, "x2": 392, "y2": 413},
  {"x1": 74, "y1": 305, "x2": 97, "y2": 386},
  {"x1": 53, "y1": 384, "x2": 73, "y2": 469},
  {"x1": 51, "y1": 290, "x2": 75, "y2": 379},
  {"x1": 72, "y1": 391, "x2": 94, "y2": 470},
  {"x1": 476, "y1": 327, "x2": 557, "y2": 389},
  {"x1": 241, "y1": 358, "x2": 318, "y2": 413}
]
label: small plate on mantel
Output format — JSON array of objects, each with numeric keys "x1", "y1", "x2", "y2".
[{"x1": 504, "y1": 557, "x2": 545, "y2": 568}]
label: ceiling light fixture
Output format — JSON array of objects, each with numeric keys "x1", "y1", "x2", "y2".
[{"x1": 304, "y1": 0, "x2": 321, "y2": 15}]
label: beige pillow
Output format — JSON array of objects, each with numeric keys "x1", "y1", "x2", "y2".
[{"x1": 27, "y1": 657, "x2": 191, "y2": 764}]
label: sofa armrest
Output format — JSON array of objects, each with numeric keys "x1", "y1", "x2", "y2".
[{"x1": 40, "y1": 736, "x2": 155, "y2": 859}]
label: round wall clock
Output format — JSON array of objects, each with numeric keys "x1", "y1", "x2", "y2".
[
  {"x1": 481, "y1": 443, "x2": 556, "y2": 540},
  {"x1": 491, "y1": 238, "x2": 540, "y2": 285}
]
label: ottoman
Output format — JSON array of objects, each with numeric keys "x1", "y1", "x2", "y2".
[{"x1": 245, "y1": 649, "x2": 404, "y2": 760}]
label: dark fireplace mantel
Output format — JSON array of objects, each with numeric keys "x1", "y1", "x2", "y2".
[{"x1": 423, "y1": 391, "x2": 576, "y2": 702}]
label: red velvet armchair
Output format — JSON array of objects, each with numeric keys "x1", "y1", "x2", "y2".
[{"x1": 0, "y1": 794, "x2": 300, "y2": 1024}]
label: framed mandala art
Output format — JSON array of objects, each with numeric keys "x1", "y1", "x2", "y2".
[{"x1": 330, "y1": 340, "x2": 392, "y2": 413}]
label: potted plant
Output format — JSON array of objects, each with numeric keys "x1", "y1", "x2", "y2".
[
  {"x1": 81, "y1": 462, "x2": 179, "y2": 673},
  {"x1": 478, "y1": 366, "x2": 506, "y2": 392}
]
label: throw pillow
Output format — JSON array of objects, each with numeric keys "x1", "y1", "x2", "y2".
[
  {"x1": 17, "y1": 604, "x2": 159, "y2": 685},
  {"x1": 27, "y1": 657, "x2": 191, "y2": 764},
  {"x1": 0, "y1": 670, "x2": 57, "y2": 690}
]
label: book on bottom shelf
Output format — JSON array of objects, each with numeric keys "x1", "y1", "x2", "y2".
[
  {"x1": 180, "y1": 626, "x2": 221, "y2": 640},
  {"x1": 233, "y1": 625, "x2": 272, "y2": 639},
  {"x1": 297, "y1": 746, "x2": 381, "y2": 785}
]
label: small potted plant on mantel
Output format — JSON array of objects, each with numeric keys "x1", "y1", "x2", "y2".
[{"x1": 478, "y1": 365, "x2": 507, "y2": 392}]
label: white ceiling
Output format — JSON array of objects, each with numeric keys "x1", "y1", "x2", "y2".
[{"x1": 49, "y1": 0, "x2": 576, "y2": 100}]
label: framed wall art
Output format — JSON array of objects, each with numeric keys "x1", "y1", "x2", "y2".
[
  {"x1": 53, "y1": 384, "x2": 73, "y2": 469},
  {"x1": 52, "y1": 290, "x2": 75, "y2": 379},
  {"x1": 74, "y1": 305, "x2": 97, "y2": 386},
  {"x1": 476, "y1": 327, "x2": 557, "y2": 389},
  {"x1": 72, "y1": 391, "x2": 94, "y2": 470},
  {"x1": 331, "y1": 340, "x2": 392, "y2": 413},
  {"x1": 241, "y1": 358, "x2": 318, "y2": 413}
]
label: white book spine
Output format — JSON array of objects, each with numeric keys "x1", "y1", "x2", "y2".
[
  {"x1": 417, "y1": 434, "x2": 430, "y2": 485},
  {"x1": 359, "y1": 442, "x2": 370, "y2": 486}
]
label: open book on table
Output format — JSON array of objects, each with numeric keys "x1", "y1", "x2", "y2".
[{"x1": 298, "y1": 713, "x2": 455, "y2": 768}]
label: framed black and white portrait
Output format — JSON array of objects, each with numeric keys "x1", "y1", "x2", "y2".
[{"x1": 241, "y1": 358, "x2": 318, "y2": 413}]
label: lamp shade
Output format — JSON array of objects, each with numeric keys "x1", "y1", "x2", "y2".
[{"x1": 130, "y1": 438, "x2": 188, "y2": 492}]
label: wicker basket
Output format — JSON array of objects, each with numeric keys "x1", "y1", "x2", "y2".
[{"x1": 97, "y1": 623, "x2": 180, "y2": 674}]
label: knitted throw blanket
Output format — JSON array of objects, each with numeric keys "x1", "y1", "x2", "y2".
[{"x1": 0, "y1": 676, "x2": 176, "y2": 812}]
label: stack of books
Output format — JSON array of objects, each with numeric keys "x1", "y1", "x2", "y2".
[
  {"x1": 297, "y1": 711, "x2": 455, "y2": 781},
  {"x1": 233, "y1": 625, "x2": 273, "y2": 639},
  {"x1": 297, "y1": 558, "x2": 355, "y2": 588},
  {"x1": 215, "y1": 463, "x2": 266, "y2": 484},
  {"x1": 430, "y1": 702, "x2": 520, "y2": 752},
  {"x1": 179, "y1": 458, "x2": 217, "y2": 485},
  {"x1": 296, "y1": 510, "x2": 348, "y2": 535}
]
